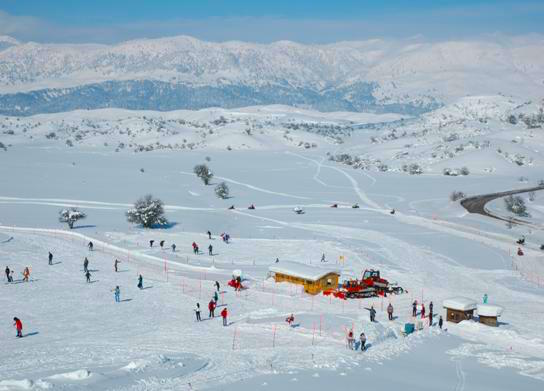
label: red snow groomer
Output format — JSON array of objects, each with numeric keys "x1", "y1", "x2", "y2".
[{"x1": 324, "y1": 269, "x2": 404, "y2": 299}]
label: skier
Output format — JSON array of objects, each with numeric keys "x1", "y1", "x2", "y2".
[
  {"x1": 114, "y1": 259, "x2": 120, "y2": 272},
  {"x1": 85, "y1": 270, "x2": 91, "y2": 283},
  {"x1": 369, "y1": 305, "x2": 376, "y2": 322},
  {"x1": 321, "y1": 253, "x2": 326, "y2": 263},
  {"x1": 137, "y1": 274, "x2": 143, "y2": 289},
  {"x1": 88, "y1": 241, "x2": 93, "y2": 251},
  {"x1": 439, "y1": 316, "x2": 443, "y2": 330},
  {"x1": 387, "y1": 303, "x2": 394, "y2": 321},
  {"x1": 421, "y1": 303, "x2": 426, "y2": 319},
  {"x1": 5, "y1": 266, "x2": 10, "y2": 282},
  {"x1": 429, "y1": 301, "x2": 434, "y2": 325},
  {"x1": 286, "y1": 314, "x2": 295, "y2": 326},
  {"x1": 48, "y1": 252, "x2": 53, "y2": 266},
  {"x1": 208, "y1": 244, "x2": 213, "y2": 256},
  {"x1": 13, "y1": 317, "x2": 23, "y2": 338},
  {"x1": 207, "y1": 230, "x2": 212, "y2": 239},
  {"x1": 113, "y1": 286, "x2": 120, "y2": 302},
  {"x1": 215, "y1": 281, "x2": 220, "y2": 292},
  {"x1": 83, "y1": 257, "x2": 89, "y2": 273},
  {"x1": 359, "y1": 332, "x2": 367, "y2": 351},
  {"x1": 192, "y1": 242, "x2": 198, "y2": 255},
  {"x1": 412, "y1": 300, "x2": 418, "y2": 317},
  {"x1": 194, "y1": 303, "x2": 201, "y2": 321},
  {"x1": 213, "y1": 290, "x2": 219, "y2": 304},
  {"x1": 208, "y1": 300, "x2": 216, "y2": 318},
  {"x1": 221, "y1": 307, "x2": 228, "y2": 326},
  {"x1": 347, "y1": 330, "x2": 355, "y2": 350},
  {"x1": 483, "y1": 293, "x2": 488, "y2": 304},
  {"x1": 224, "y1": 234, "x2": 230, "y2": 243},
  {"x1": 171, "y1": 243, "x2": 176, "y2": 252},
  {"x1": 22, "y1": 267, "x2": 30, "y2": 282},
  {"x1": 275, "y1": 257, "x2": 280, "y2": 263},
  {"x1": 160, "y1": 240, "x2": 165, "y2": 249}
]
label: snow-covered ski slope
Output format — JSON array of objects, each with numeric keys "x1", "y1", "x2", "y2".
[{"x1": 1, "y1": 98, "x2": 544, "y2": 390}]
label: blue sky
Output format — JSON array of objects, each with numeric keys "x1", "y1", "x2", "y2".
[{"x1": 0, "y1": 0, "x2": 543, "y2": 43}]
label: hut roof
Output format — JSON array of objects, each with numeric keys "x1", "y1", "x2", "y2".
[
  {"x1": 477, "y1": 304, "x2": 504, "y2": 317},
  {"x1": 269, "y1": 261, "x2": 340, "y2": 282},
  {"x1": 443, "y1": 297, "x2": 477, "y2": 311}
]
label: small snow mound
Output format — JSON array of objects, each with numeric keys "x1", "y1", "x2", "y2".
[
  {"x1": 188, "y1": 191, "x2": 200, "y2": 196},
  {"x1": 34, "y1": 380, "x2": 52, "y2": 389},
  {"x1": 0, "y1": 379, "x2": 34, "y2": 390},
  {"x1": 122, "y1": 360, "x2": 148, "y2": 372},
  {"x1": 48, "y1": 369, "x2": 91, "y2": 381}
]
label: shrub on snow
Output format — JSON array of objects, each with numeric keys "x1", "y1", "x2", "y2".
[
  {"x1": 215, "y1": 182, "x2": 230, "y2": 199},
  {"x1": 126, "y1": 194, "x2": 168, "y2": 228},
  {"x1": 504, "y1": 195, "x2": 528, "y2": 217},
  {"x1": 193, "y1": 164, "x2": 213, "y2": 185},
  {"x1": 59, "y1": 208, "x2": 86, "y2": 229},
  {"x1": 450, "y1": 191, "x2": 466, "y2": 201}
]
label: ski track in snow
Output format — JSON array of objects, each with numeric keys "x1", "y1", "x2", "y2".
[{"x1": 179, "y1": 171, "x2": 311, "y2": 200}]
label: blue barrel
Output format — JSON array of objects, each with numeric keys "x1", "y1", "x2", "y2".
[{"x1": 404, "y1": 323, "x2": 415, "y2": 334}]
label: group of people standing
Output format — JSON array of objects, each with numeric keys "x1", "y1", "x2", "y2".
[{"x1": 194, "y1": 281, "x2": 229, "y2": 326}]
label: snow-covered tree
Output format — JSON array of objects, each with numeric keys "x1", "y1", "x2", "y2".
[
  {"x1": 59, "y1": 208, "x2": 86, "y2": 229},
  {"x1": 126, "y1": 195, "x2": 168, "y2": 228},
  {"x1": 215, "y1": 182, "x2": 230, "y2": 199},
  {"x1": 504, "y1": 195, "x2": 528, "y2": 217},
  {"x1": 193, "y1": 164, "x2": 213, "y2": 185}
]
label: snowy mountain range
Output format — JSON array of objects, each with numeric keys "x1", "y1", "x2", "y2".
[{"x1": 0, "y1": 35, "x2": 543, "y2": 116}]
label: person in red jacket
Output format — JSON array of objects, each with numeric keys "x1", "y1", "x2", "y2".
[
  {"x1": 208, "y1": 299, "x2": 216, "y2": 318},
  {"x1": 13, "y1": 317, "x2": 23, "y2": 338},
  {"x1": 221, "y1": 307, "x2": 228, "y2": 326}
]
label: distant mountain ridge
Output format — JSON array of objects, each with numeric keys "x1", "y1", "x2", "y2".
[{"x1": 0, "y1": 35, "x2": 542, "y2": 116}]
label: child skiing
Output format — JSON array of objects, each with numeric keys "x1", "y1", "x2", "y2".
[
  {"x1": 347, "y1": 330, "x2": 355, "y2": 350},
  {"x1": 22, "y1": 267, "x2": 30, "y2": 282},
  {"x1": 208, "y1": 300, "x2": 216, "y2": 318},
  {"x1": 387, "y1": 303, "x2": 394, "y2": 320},
  {"x1": 221, "y1": 307, "x2": 228, "y2": 326},
  {"x1": 369, "y1": 305, "x2": 376, "y2": 322},
  {"x1": 359, "y1": 332, "x2": 367, "y2": 351},
  {"x1": 13, "y1": 317, "x2": 23, "y2": 338},
  {"x1": 113, "y1": 286, "x2": 120, "y2": 302},
  {"x1": 194, "y1": 303, "x2": 201, "y2": 321}
]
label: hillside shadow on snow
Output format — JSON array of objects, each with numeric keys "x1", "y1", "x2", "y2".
[
  {"x1": 147, "y1": 222, "x2": 178, "y2": 229},
  {"x1": 120, "y1": 298, "x2": 133, "y2": 302}
]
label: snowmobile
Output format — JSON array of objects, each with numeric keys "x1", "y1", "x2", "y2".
[
  {"x1": 248, "y1": 204, "x2": 256, "y2": 210},
  {"x1": 330, "y1": 203, "x2": 338, "y2": 208},
  {"x1": 293, "y1": 207, "x2": 305, "y2": 214},
  {"x1": 352, "y1": 203, "x2": 360, "y2": 209}
]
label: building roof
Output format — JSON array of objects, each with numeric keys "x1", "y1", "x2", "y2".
[
  {"x1": 443, "y1": 297, "x2": 477, "y2": 311},
  {"x1": 477, "y1": 304, "x2": 504, "y2": 317},
  {"x1": 269, "y1": 261, "x2": 340, "y2": 282}
]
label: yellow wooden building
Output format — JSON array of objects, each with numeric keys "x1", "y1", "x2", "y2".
[{"x1": 268, "y1": 261, "x2": 340, "y2": 295}]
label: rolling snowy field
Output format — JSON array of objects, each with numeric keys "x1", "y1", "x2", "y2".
[{"x1": 1, "y1": 100, "x2": 544, "y2": 390}]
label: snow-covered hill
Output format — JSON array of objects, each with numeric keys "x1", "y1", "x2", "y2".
[{"x1": 0, "y1": 35, "x2": 542, "y2": 115}]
